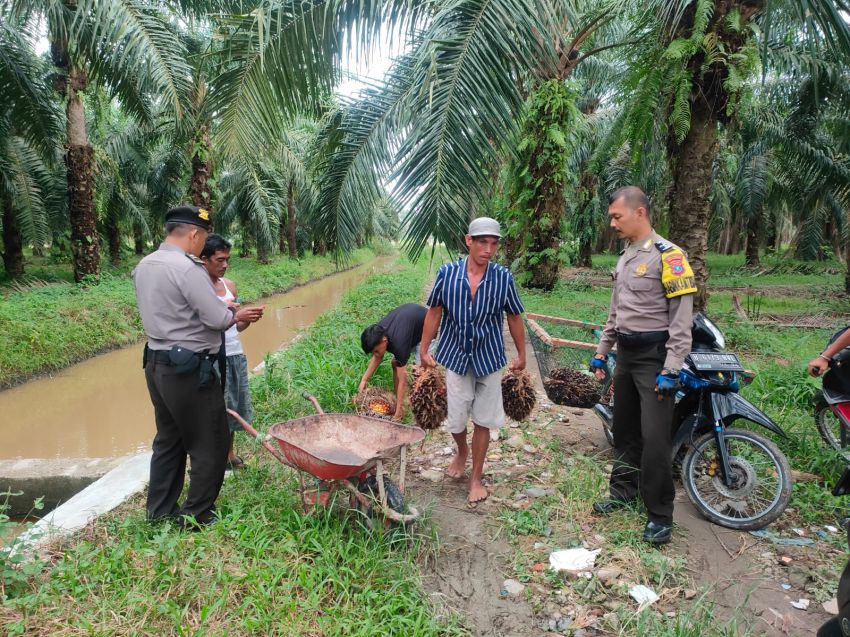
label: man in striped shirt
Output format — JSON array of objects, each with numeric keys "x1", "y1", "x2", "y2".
[{"x1": 420, "y1": 217, "x2": 527, "y2": 506}]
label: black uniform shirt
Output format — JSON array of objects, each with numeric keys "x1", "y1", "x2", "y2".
[{"x1": 378, "y1": 304, "x2": 427, "y2": 366}]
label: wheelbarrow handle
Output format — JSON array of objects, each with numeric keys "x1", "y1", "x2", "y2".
[
  {"x1": 301, "y1": 392, "x2": 325, "y2": 415},
  {"x1": 227, "y1": 408, "x2": 291, "y2": 466},
  {"x1": 228, "y1": 409, "x2": 259, "y2": 438}
]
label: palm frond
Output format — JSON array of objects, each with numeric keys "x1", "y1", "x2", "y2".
[
  {"x1": 392, "y1": 0, "x2": 557, "y2": 259},
  {"x1": 3, "y1": 136, "x2": 53, "y2": 245},
  {"x1": 71, "y1": 0, "x2": 192, "y2": 122},
  {"x1": 0, "y1": 20, "x2": 63, "y2": 157},
  {"x1": 312, "y1": 53, "x2": 414, "y2": 256}
]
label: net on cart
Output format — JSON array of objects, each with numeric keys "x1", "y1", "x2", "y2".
[{"x1": 526, "y1": 313, "x2": 607, "y2": 408}]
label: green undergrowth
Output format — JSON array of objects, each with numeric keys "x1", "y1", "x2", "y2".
[
  {"x1": 2, "y1": 468, "x2": 463, "y2": 636},
  {"x1": 494, "y1": 430, "x2": 756, "y2": 636},
  {"x1": 591, "y1": 251, "x2": 844, "y2": 291},
  {"x1": 0, "y1": 248, "x2": 376, "y2": 388},
  {"x1": 252, "y1": 256, "x2": 434, "y2": 423},
  {"x1": 2, "y1": 257, "x2": 465, "y2": 636}
]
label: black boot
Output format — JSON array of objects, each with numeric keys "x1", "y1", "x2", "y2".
[
  {"x1": 643, "y1": 520, "x2": 672, "y2": 545},
  {"x1": 592, "y1": 499, "x2": 635, "y2": 515}
]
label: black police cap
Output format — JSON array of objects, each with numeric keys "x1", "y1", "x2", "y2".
[{"x1": 165, "y1": 205, "x2": 212, "y2": 231}]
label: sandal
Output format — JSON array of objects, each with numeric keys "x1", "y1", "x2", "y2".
[{"x1": 225, "y1": 456, "x2": 246, "y2": 471}]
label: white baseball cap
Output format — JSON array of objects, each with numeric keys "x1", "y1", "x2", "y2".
[{"x1": 468, "y1": 217, "x2": 501, "y2": 238}]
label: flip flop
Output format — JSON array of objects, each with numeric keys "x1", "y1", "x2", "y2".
[{"x1": 225, "y1": 456, "x2": 245, "y2": 471}]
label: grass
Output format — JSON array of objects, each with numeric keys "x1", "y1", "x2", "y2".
[
  {"x1": 251, "y1": 257, "x2": 436, "y2": 423},
  {"x1": 489, "y1": 421, "x2": 755, "y2": 636},
  {"x1": 1, "y1": 257, "x2": 467, "y2": 636},
  {"x1": 0, "y1": 248, "x2": 376, "y2": 388}
]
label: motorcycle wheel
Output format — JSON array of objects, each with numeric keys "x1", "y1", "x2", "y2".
[
  {"x1": 682, "y1": 428, "x2": 792, "y2": 530},
  {"x1": 815, "y1": 400, "x2": 850, "y2": 461},
  {"x1": 353, "y1": 475, "x2": 408, "y2": 528}
]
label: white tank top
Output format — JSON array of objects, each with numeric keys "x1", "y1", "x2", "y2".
[{"x1": 219, "y1": 280, "x2": 244, "y2": 356}]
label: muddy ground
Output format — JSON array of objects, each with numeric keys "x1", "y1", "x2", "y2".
[{"x1": 406, "y1": 338, "x2": 842, "y2": 637}]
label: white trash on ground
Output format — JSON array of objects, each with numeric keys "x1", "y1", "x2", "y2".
[
  {"x1": 629, "y1": 585, "x2": 660, "y2": 606},
  {"x1": 548, "y1": 548, "x2": 600, "y2": 573}
]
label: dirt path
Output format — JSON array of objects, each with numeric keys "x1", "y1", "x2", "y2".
[
  {"x1": 409, "y1": 330, "x2": 837, "y2": 636},
  {"x1": 413, "y1": 474, "x2": 538, "y2": 636}
]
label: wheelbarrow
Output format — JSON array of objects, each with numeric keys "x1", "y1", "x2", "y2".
[{"x1": 227, "y1": 393, "x2": 425, "y2": 526}]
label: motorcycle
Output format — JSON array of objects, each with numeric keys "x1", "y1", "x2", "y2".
[
  {"x1": 815, "y1": 389, "x2": 850, "y2": 462},
  {"x1": 593, "y1": 313, "x2": 793, "y2": 531}
]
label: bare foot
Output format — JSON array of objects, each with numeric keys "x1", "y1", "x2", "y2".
[
  {"x1": 467, "y1": 479, "x2": 489, "y2": 506},
  {"x1": 446, "y1": 451, "x2": 468, "y2": 479}
]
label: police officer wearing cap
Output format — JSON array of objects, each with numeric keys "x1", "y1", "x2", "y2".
[
  {"x1": 590, "y1": 186, "x2": 696, "y2": 545},
  {"x1": 133, "y1": 205, "x2": 264, "y2": 527}
]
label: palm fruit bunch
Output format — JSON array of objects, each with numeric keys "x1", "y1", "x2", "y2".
[
  {"x1": 542, "y1": 368, "x2": 602, "y2": 408},
  {"x1": 354, "y1": 388, "x2": 396, "y2": 420},
  {"x1": 501, "y1": 369, "x2": 536, "y2": 421},
  {"x1": 409, "y1": 366, "x2": 448, "y2": 430}
]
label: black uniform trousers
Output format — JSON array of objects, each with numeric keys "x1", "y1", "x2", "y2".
[
  {"x1": 144, "y1": 355, "x2": 229, "y2": 524},
  {"x1": 817, "y1": 523, "x2": 850, "y2": 636},
  {"x1": 608, "y1": 340, "x2": 676, "y2": 526}
]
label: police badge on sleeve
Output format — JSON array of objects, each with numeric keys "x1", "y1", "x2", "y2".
[{"x1": 656, "y1": 243, "x2": 697, "y2": 298}]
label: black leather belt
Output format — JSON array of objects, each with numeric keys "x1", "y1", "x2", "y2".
[
  {"x1": 150, "y1": 348, "x2": 217, "y2": 365},
  {"x1": 616, "y1": 330, "x2": 669, "y2": 348}
]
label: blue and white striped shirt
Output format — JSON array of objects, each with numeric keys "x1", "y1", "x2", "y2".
[{"x1": 426, "y1": 258, "x2": 525, "y2": 377}]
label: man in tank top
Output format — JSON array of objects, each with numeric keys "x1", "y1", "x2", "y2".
[{"x1": 201, "y1": 234, "x2": 265, "y2": 470}]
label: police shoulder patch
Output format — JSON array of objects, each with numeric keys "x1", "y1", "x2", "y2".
[
  {"x1": 660, "y1": 247, "x2": 697, "y2": 298},
  {"x1": 654, "y1": 239, "x2": 674, "y2": 253}
]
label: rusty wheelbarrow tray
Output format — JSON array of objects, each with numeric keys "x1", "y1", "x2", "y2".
[{"x1": 228, "y1": 393, "x2": 425, "y2": 526}]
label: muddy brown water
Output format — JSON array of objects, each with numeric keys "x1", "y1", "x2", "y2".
[{"x1": 0, "y1": 263, "x2": 384, "y2": 460}]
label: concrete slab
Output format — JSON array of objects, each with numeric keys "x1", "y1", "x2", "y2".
[
  {"x1": 0, "y1": 456, "x2": 128, "y2": 516},
  {"x1": 13, "y1": 453, "x2": 150, "y2": 550}
]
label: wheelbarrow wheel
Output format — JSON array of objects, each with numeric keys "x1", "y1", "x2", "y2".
[{"x1": 355, "y1": 475, "x2": 407, "y2": 528}]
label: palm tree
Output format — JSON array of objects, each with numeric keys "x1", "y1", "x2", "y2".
[
  {"x1": 0, "y1": 18, "x2": 63, "y2": 277},
  {"x1": 6, "y1": 0, "x2": 192, "y2": 281},
  {"x1": 88, "y1": 92, "x2": 154, "y2": 266},
  {"x1": 612, "y1": 0, "x2": 850, "y2": 308}
]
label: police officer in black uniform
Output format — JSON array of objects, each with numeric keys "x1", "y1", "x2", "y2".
[
  {"x1": 590, "y1": 187, "x2": 697, "y2": 545},
  {"x1": 133, "y1": 205, "x2": 263, "y2": 527}
]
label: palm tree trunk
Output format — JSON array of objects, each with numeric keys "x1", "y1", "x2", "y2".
[
  {"x1": 665, "y1": 0, "x2": 763, "y2": 309},
  {"x1": 745, "y1": 212, "x2": 760, "y2": 267},
  {"x1": 2, "y1": 195, "x2": 25, "y2": 278},
  {"x1": 66, "y1": 65, "x2": 99, "y2": 282},
  {"x1": 133, "y1": 222, "x2": 144, "y2": 255},
  {"x1": 190, "y1": 124, "x2": 213, "y2": 210},
  {"x1": 287, "y1": 181, "x2": 297, "y2": 258},
  {"x1": 845, "y1": 237, "x2": 850, "y2": 295},
  {"x1": 573, "y1": 171, "x2": 598, "y2": 268},
  {"x1": 106, "y1": 216, "x2": 121, "y2": 266},
  {"x1": 256, "y1": 242, "x2": 270, "y2": 264},
  {"x1": 239, "y1": 225, "x2": 252, "y2": 257},
  {"x1": 668, "y1": 98, "x2": 718, "y2": 311},
  {"x1": 576, "y1": 239, "x2": 592, "y2": 268}
]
